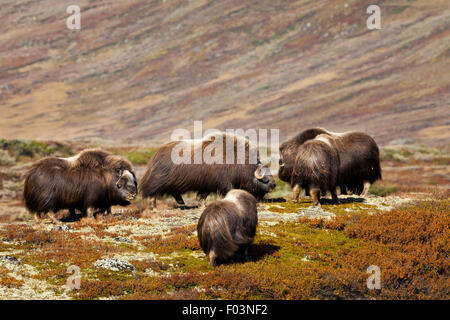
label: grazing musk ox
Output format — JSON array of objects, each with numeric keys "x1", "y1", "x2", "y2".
[
  {"x1": 139, "y1": 133, "x2": 276, "y2": 207},
  {"x1": 279, "y1": 128, "x2": 381, "y2": 197},
  {"x1": 291, "y1": 135, "x2": 340, "y2": 206},
  {"x1": 24, "y1": 149, "x2": 137, "y2": 221},
  {"x1": 197, "y1": 189, "x2": 258, "y2": 266}
]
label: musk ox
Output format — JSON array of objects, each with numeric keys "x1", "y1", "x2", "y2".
[
  {"x1": 197, "y1": 189, "x2": 258, "y2": 266},
  {"x1": 279, "y1": 128, "x2": 381, "y2": 197},
  {"x1": 23, "y1": 149, "x2": 137, "y2": 221},
  {"x1": 139, "y1": 133, "x2": 276, "y2": 207},
  {"x1": 291, "y1": 135, "x2": 340, "y2": 206}
]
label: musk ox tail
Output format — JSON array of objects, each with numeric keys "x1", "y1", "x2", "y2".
[{"x1": 197, "y1": 203, "x2": 251, "y2": 264}]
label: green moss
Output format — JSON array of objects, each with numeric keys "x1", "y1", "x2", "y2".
[
  {"x1": 269, "y1": 178, "x2": 292, "y2": 198},
  {"x1": 389, "y1": 6, "x2": 408, "y2": 15},
  {"x1": 433, "y1": 157, "x2": 450, "y2": 166},
  {"x1": 163, "y1": 249, "x2": 210, "y2": 273},
  {"x1": 0, "y1": 139, "x2": 72, "y2": 159},
  {"x1": 109, "y1": 148, "x2": 156, "y2": 165},
  {"x1": 370, "y1": 185, "x2": 396, "y2": 197}
]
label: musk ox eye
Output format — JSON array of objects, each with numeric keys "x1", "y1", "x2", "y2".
[{"x1": 116, "y1": 182, "x2": 122, "y2": 189}]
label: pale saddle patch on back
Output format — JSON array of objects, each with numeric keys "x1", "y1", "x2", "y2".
[
  {"x1": 314, "y1": 134, "x2": 333, "y2": 147},
  {"x1": 59, "y1": 153, "x2": 81, "y2": 166},
  {"x1": 223, "y1": 190, "x2": 245, "y2": 214}
]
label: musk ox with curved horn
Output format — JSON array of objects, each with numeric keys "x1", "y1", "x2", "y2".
[
  {"x1": 197, "y1": 189, "x2": 258, "y2": 266},
  {"x1": 24, "y1": 149, "x2": 137, "y2": 221},
  {"x1": 291, "y1": 135, "x2": 340, "y2": 206},
  {"x1": 139, "y1": 132, "x2": 276, "y2": 207},
  {"x1": 279, "y1": 128, "x2": 381, "y2": 197}
]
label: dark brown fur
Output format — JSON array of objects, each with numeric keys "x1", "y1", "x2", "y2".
[
  {"x1": 139, "y1": 133, "x2": 276, "y2": 205},
  {"x1": 23, "y1": 149, "x2": 137, "y2": 220},
  {"x1": 291, "y1": 136, "x2": 340, "y2": 206},
  {"x1": 279, "y1": 128, "x2": 381, "y2": 196},
  {"x1": 197, "y1": 189, "x2": 258, "y2": 266}
]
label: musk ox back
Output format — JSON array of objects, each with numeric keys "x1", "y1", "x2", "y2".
[
  {"x1": 24, "y1": 149, "x2": 137, "y2": 220},
  {"x1": 279, "y1": 128, "x2": 381, "y2": 197},
  {"x1": 291, "y1": 135, "x2": 340, "y2": 206},
  {"x1": 139, "y1": 133, "x2": 276, "y2": 206},
  {"x1": 197, "y1": 189, "x2": 258, "y2": 266}
]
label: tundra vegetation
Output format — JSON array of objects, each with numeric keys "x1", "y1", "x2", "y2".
[{"x1": 0, "y1": 139, "x2": 448, "y2": 300}]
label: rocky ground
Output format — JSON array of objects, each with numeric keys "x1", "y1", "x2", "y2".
[
  {"x1": 0, "y1": 190, "x2": 439, "y2": 300},
  {"x1": 0, "y1": 142, "x2": 448, "y2": 300}
]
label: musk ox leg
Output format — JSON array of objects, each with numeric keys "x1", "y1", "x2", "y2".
[
  {"x1": 198, "y1": 198, "x2": 207, "y2": 208},
  {"x1": 305, "y1": 186, "x2": 310, "y2": 197},
  {"x1": 48, "y1": 212, "x2": 60, "y2": 224},
  {"x1": 198, "y1": 193, "x2": 209, "y2": 207},
  {"x1": 87, "y1": 208, "x2": 94, "y2": 218},
  {"x1": 172, "y1": 193, "x2": 185, "y2": 205},
  {"x1": 340, "y1": 185, "x2": 348, "y2": 195},
  {"x1": 361, "y1": 182, "x2": 371, "y2": 198},
  {"x1": 311, "y1": 188, "x2": 321, "y2": 207},
  {"x1": 85, "y1": 208, "x2": 99, "y2": 220},
  {"x1": 331, "y1": 189, "x2": 339, "y2": 204},
  {"x1": 146, "y1": 197, "x2": 157, "y2": 210},
  {"x1": 151, "y1": 197, "x2": 157, "y2": 209},
  {"x1": 244, "y1": 246, "x2": 250, "y2": 262},
  {"x1": 208, "y1": 249, "x2": 217, "y2": 267},
  {"x1": 34, "y1": 212, "x2": 41, "y2": 222},
  {"x1": 293, "y1": 184, "x2": 301, "y2": 203},
  {"x1": 68, "y1": 208, "x2": 79, "y2": 220}
]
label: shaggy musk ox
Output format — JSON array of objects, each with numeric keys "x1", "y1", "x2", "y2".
[
  {"x1": 24, "y1": 149, "x2": 137, "y2": 221},
  {"x1": 197, "y1": 189, "x2": 258, "y2": 266},
  {"x1": 139, "y1": 133, "x2": 276, "y2": 207},
  {"x1": 291, "y1": 135, "x2": 340, "y2": 206},
  {"x1": 279, "y1": 128, "x2": 381, "y2": 197}
]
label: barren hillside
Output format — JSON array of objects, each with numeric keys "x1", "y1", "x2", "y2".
[{"x1": 0, "y1": 0, "x2": 449, "y2": 146}]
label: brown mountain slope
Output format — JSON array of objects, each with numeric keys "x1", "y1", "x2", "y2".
[{"x1": 0, "y1": 0, "x2": 449, "y2": 146}]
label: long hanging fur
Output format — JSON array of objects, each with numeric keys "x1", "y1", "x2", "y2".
[
  {"x1": 139, "y1": 133, "x2": 275, "y2": 204},
  {"x1": 197, "y1": 189, "x2": 258, "y2": 266},
  {"x1": 291, "y1": 136, "x2": 340, "y2": 204}
]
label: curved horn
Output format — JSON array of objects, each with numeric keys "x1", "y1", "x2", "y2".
[{"x1": 254, "y1": 165, "x2": 265, "y2": 179}]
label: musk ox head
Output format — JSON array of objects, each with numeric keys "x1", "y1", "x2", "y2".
[
  {"x1": 111, "y1": 169, "x2": 138, "y2": 203},
  {"x1": 251, "y1": 163, "x2": 276, "y2": 198}
]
